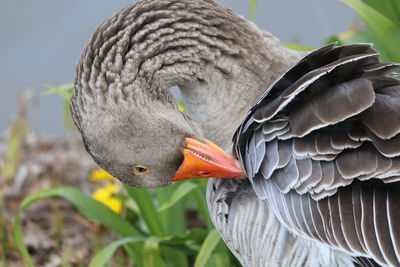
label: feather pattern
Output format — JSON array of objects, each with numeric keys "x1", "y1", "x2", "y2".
[{"x1": 233, "y1": 43, "x2": 400, "y2": 265}]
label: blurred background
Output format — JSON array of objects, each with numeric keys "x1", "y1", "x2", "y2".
[
  {"x1": 0, "y1": 0, "x2": 354, "y2": 137},
  {"x1": 5, "y1": 0, "x2": 398, "y2": 266}
]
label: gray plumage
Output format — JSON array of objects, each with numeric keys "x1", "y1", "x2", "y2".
[
  {"x1": 234, "y1": 43, "x2": 400, "y2": 266},
  {"x1": 70, "y1": 0, "x2": 400, "y2": 266}
]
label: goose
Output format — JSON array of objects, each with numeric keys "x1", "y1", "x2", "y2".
[{"x1": 70, "y1": 0, "x2": 400, "y2": 266}]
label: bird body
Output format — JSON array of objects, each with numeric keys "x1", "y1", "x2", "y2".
[
  {"x1": 70, "y1": 0, "x2": 400, "y2": 266},
  {"x1": 224, "y1": 43, "x2": 400, "y2": 266}
]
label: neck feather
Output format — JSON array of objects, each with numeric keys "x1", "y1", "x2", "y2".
[{"x1": 73, "y1": 0, "x2": 302, "y2": 148}]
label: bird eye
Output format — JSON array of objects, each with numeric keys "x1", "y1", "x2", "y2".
[{"x1": 133, "y1": 165, "x2": 150, "y2": 175}]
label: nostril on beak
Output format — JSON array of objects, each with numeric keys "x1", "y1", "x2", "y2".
[{"x1": 199, "y1": 170, "x2": 211, "y2": 176}]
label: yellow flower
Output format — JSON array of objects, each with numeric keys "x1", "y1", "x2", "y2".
[
  {"x1": 89, "y1": 169, "x2": 115, "y2": 182},
  {"x1": 103, "y1": 197, "x2": 122, "y2": 214},
  {"x1": 338, "y1": 23, "x2": 360, "y2": 41},
  {"x1": 92, "y1": 183, "x2": 122, "y2": 214},
  {"x1": 178, "y1": 101, "x2": 186, "y2": 113}
]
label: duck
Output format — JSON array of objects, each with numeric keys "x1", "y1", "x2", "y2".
[{"x1": 70, "y1": 0, "x2": 400, "y2": 266}]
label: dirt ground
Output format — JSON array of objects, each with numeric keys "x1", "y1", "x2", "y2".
[{"x1": 0, "y1": 128, "x2": 118, "y2": 267}]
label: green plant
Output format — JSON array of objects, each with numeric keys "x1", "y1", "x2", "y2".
[
  {"x1": 2, "y1": 93, "x2": 29, "y2": 181},
  {"x1": 332, "y1": 0, "x2": 400, "y2": 62},
  {"x1": 14, "y1": 179, "x2": 239, "y2": 266},
  {"x1": 248, "y1": 0, "x2": 258, "y2": 21},
  {"x1": 42, "y1": 83, "x2": 74, "y2": 128},
  {"x1": 14, "y1": 85, "x2": 239, "y2": 267},
  {"x1": 14, "y1": 1, "x2": 400, "y2": 266}
]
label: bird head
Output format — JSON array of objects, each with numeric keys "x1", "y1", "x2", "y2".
[
  {"x1": 69, "y1": 0, "x2": 258, "y2": 188},
  {"x1": 72, "y1": 95, "x2": 244, "y2": 188}
]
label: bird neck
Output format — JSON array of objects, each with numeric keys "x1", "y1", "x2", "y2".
[
  {"x1": 159, "y1": 37, "x2": 301, "y2": 149},
  {"x1": 74, "y1": 0, "x2": 302, "y2": 148}
]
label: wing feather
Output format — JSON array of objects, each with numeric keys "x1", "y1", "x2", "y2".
[
  {"x1": 372, "y1": 186, "x2": 398, "y2": 266},
  {"x1": 360, "y1": 185, "x2": 386, "y2": 264},
  {"x1": 338, "y1": 189, "x2": 365, "y2": 254},
  {"x1": 233, "y1": 43, "x2": 400, "y2": 265},
  {"x1": 328, "y1": 193, "x2": 351, "y2": 251},
  {"x1": 387, "y1": 185, "x2": 400, "y2": 261}
]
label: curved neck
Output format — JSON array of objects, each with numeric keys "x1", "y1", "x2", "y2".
[{"x1": 74, "y1": 0, "x2": 302, "y2": 148}]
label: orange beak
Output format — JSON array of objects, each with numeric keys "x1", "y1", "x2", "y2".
[{"x1": 172, "y1": 138, "x2": 246, "y2": 182}]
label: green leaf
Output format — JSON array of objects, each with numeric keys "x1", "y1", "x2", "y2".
[
  {"x1": 194, "y1": 229, "x2": 221, "y2": 267},
  {"x1": 42, "y1": 83, "x2": 74, "y2": 129},
  {"x1": 248, "y1": 0, "x2": 258, "y2": 21},
  {"x1": 13, "y1": 187, "x2": 144, "y2": 267},
  {"x1": 42, "y1": 83, "x2": 73, "y2": 100},
  {"x1": 283, "y1": 43, "x2": 315, "y2": 51},
  {"x1": 363, "y1": 0, "x2": 400, "y2": 27},
  {"x1": 338, "y1": 30, "x2": 390, "y2": 61},
  {"x1": 64, "y1": 99, "x2": 72, "y2": 128},
  {"x1": 143, "y1": 237, "x2": 168, "y2": 267},
  {"x1": 324, "y1": 35, "x2": 344, "y2": 46},
  {"x1": 156, "y1": 182, "x2": 187, "y2": 235},
  {"x1": 390, "y1": 0, "x2": 400, "y2": 23},
  {"x1": 192, "y1": 186, "x2": 213, "y2": 230},
  {"x1": 160, "y1": 228, "x2": 208, "y2": 246},
  {"x1": 2, "y1": 96, "x2": 28, "y2": 180},
  {"x1": 157, "y1": 182, "x2": 198, "y2": 212},
  {"x1": 156, "y1": 184, "x2": 189, "y2": 267},
  {"x1": 2, "y1": 122, "x2": 22, "y2": 180},
  {"x1": 341, "y1": 0, "x2": 400, "y2": 62},
  {"x1": 124, "y1": 186, "x2": 164, "y2": 236},
  {"x1": 212, "y1": 252, "x2": 232, "y2": 267},
  {"x1": 13, "y1": 213, "x2": 34, "y2": 267},
  {"x1": 157, "y1": 229, "x2": 209, "y2": 259},
  {"x1": 88, "y1": 237, "x2": 146, "y2": 267},
  {"x1": 341, "y1": 30, "x2": 374, "y2": 44}
]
